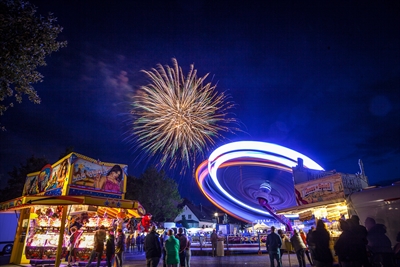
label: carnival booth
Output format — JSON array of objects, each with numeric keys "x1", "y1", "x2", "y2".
[
  {"x1": 0, "y1": 153, "x2": 146, "y2": 266},
  {"x1": 276, "y1": 163, "x2": 369, "y2": 262},
  {"x1": 277, "y1": 167, "x2": 368, "y2": 237}
]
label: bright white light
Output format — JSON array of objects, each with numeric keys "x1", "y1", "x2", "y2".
[
  {"x1": 202, "y1": 141, "x2": 324, "y2": 219},
  {"x1": 209, "y1": 141, "x2": 324, "y2": 170}
]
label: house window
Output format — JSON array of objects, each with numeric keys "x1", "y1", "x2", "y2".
[{"x1": 188, "y1": 215, "x2": 192, "y2": 219}]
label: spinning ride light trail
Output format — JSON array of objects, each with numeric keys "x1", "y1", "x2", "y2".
[{"x1": 195, "y1": 141, "x2": 325, "y2": 225}]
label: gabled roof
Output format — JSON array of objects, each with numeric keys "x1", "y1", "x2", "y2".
[{"x1": 178, "y1": 199, "x2": 214, "y2": 221}]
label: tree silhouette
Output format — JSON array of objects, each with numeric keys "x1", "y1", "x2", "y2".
[
  {"x1": 181, "y1": 214, "x2": 190, "y2": 229},
  {"x1": 125, "y1": 166, "x2": 182, "y2": 222},
  {"x1": 0, "y1": 155, "x2": 48, "y2": 202},
  {"x1": 0, "y1": 0, "x2": 67, "y2": 129}
]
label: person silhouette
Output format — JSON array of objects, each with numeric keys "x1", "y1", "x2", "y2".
[{"x1": 365, "y1": 217, "x2": 393, "y2": 267}]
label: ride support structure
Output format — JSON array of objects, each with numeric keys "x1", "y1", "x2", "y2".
[{"x1": 257, "y1": 197, "x2": 293, "y2": 232}]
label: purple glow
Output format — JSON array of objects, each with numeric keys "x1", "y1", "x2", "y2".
[{"x1": 196, "y1": 141, "x2": 324, "y2": 222}]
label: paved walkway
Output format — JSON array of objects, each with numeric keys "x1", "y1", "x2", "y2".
[
  {"x1": 124, "y1": 250, "x2": 311, "y2": 267},
  {"x1": 0, "y1": 251, "x2": 322, "y2": 267}
]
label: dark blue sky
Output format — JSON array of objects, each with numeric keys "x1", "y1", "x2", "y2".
[{"x1": 1, "y1": 0, "x2": 399, "y2": 203}]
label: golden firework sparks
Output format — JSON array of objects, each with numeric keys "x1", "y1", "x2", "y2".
[{"x1": 131, "y1": 58, "x2": 237, "y2": 172}]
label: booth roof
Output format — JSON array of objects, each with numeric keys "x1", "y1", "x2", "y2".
[
  {"x1": 0, "y1": 195, "x2": 145, "y2": 218},
  {"x1": 97, "y1": 206, "x2": 142, "y2": 219},
  {"x1": 276, "y1": 198, "x2": 346, "y2": 215}
]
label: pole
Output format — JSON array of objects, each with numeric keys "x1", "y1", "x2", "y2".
[
  {"x1": 225, "y1": 235, "x2": 229, "y2": 256},
  {"x1": 55, "y1": 206, "x2": 68, "y2": 267}
]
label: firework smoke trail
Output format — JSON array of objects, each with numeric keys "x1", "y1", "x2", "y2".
[{"x1": 130, "y1": 58, "x2": 237, "y2": 173}]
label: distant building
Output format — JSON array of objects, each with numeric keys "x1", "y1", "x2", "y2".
[
  {"x1": 174, "y1": 199, "x2": 215, "y2": 228},
  {"x1": 292, "y1": 158, "x2": 369, "y2": 191}
]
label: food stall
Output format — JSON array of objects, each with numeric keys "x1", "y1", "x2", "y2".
[
  {"x1": 0, "y1": 152, "x2": 145, "y2": 266},
  {"x1": 276, "y1": 168, "x2": 369, "y2": 263},
  {"x1": 277, "y1": 171, "x2": 367, "y2": 233}
]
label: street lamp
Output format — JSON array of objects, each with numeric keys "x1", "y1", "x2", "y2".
[{"x1": 214, "y1": 212, "x2": 219, "y2": 224}]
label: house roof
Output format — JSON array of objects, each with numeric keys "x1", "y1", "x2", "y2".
[
  {"x1": 178, "y1": 199, "x2": 214, "y2": 221},
  {"x1": 175, "y1": 219, "x2": 199, "y2": 224}
]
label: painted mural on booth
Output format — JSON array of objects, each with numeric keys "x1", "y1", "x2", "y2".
[
  {"x1": 70, "y1": 156, "x2": 126, "y2": 194},
  {"x1": 21, "y1": 153, "x2": 126, "y2": 198},
  {"x1": 22, "y1": 158, "x2": 71, "y2": 196}
]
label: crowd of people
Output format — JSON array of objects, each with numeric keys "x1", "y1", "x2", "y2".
[
  {"x1": 266, "y1": 216, "x2": 400, "y2": 267},
  {"x1": 66, "y1": 219, "x2": 194, "y2": 267},
  {"x1": 67, "y1": 225, "x2": 126, "y2": 267},
  {"x1": 144, "y1": 226, "x2": 192, "y2": 267},
  {"x1": 66, "y1": 215, "x2": 400, "y2": 267}
]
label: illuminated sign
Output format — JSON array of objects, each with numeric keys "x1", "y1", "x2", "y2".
[{"x1": 295, "y1": 174, "x2": 345, "y2": 205}]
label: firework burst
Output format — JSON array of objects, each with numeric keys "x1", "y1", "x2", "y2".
[{"x1": 130, "y1": 58, "x2": 237, "y2": 173}]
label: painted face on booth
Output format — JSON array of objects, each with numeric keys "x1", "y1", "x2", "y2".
[
  {"x1": 110, "y1": 171, "x2": 121, "y2": 180},
  {"x1": 110, "y1": 171, "x2": 121, "y2": 183},
  {"x1": 39, "y1": 172, "x2": 46, "y2": 181},
  {"x1": 61, "y1": 165, "x2": 67, "y2": 175}
]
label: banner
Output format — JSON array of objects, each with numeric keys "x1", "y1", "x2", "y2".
[{"x1": 294, "y1": 173, "x2": 345, "y2": 205}]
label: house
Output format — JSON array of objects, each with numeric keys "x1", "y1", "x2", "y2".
[{"x1": 174, "y1": 199, "x2": 215, "y2": 228}]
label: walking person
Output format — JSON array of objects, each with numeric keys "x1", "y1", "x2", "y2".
[
  {"x1": 266, "y1": 226, "x2": 283, "y2": 267},
  {"x1": 125, "y1": 233, "x2": 131, "y2": 252},
  {"x1": 161, "y1": 231, "x2": 169, "y2": 267},
  {"x1": 185, "y1": 234, "x2": 192, "y2": 267},
  {"x1": 307, "y1": 226, "x2": 317, "y2": 264},
  {"x1": 313, "y1": 220, "x2": 333, "y2": 267},
  {"x1": 175, "y1": 228, "x2": 188, "y2": 266},
  {"x1": 85, "y1": 225, "x2": 107, "y2": 267},
  {"x1": 130, "y1": 233, "x2": 135, "y2": 251},
  {"x1": 66, "y1": 218, "x2": 83, "y2": 262},
  {"x1": 141, "y1": 233, "x2": 145, "y2": 252},
  {"x1": 348, "y1": 215, "x2": 370, "y2": 267},
  {"x1": 277, "y1": 229, "x2": 290, "y2": 262},
  {"x1": 393, "y1": 231, "x2": 400, "y2": 267},
  {"x1": 365, "y1": 217, "x2": 394, "y2": 267},
  {"x1": 67, "y1": 226, "x2": 79, "y2": 267},
  {"x1": 105, "y1": 228, "x2": 115, "y2": 267},
  {"x1": 334, "y1": 220, "x2": 358, "y2": 267},
  {"x1": 300, "y1": 229, "x2": 314, "y2": 266},
  {"x1": 136, "y1": 233, "x2": 143, "y2": 252},
  {"x1": 165, "y1": 229, "x2": 180, "y2": 267},
  {"x1": 144, "y1": 226, "x2": 162, "y2": 267},
  {"x1": 115, "y1": 228, "x2": 125, "y2": 267},
  {"x1": 210, "y1": 229, "x2": 218, "y2": 257},
  {"x1": 291, "y1": 229, "x2": 307, "y2": 267}
]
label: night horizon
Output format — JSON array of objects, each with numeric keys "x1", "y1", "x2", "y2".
[{"x1": 1, "y1": 0, "x2": 399, "y2": 206}]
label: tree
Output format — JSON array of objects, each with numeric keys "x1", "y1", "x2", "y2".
[
  {"x1": 125, "y1": 166, "x2": 182, "y2": 222},
  {"x1": 0, "y1": 0, "x2": 67, "y2": 129},
  {"x1": 181, "y1": 214, "x2": 190, "y2": 229},
  {"x1": 0, "y1": 155, "x2": 48, "y2": 202}
]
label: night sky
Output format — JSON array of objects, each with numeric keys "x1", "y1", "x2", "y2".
[{"x1": 1, "y1": 0, "x2": 399, "y2": 204}]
